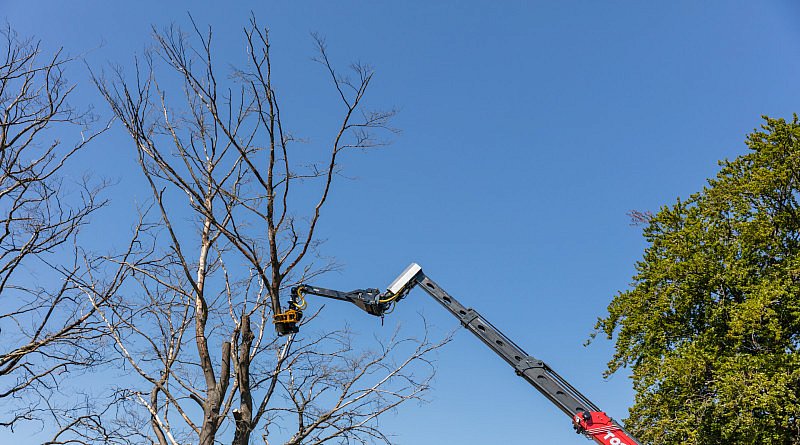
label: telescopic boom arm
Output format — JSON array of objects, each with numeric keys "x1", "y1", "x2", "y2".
[{"x1": 275, "y1": 263, "x2": 641, "y2": 445}]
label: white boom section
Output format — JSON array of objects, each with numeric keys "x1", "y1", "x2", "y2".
[{"x1": 387, "y1": 263, "x2": 422, "y2": 295}]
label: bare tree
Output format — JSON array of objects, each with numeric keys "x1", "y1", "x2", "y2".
[
  {"x1": 0, "y1": 25, "x2": 128, "y2": 432},
  {"x1": 93, "y1": 16, "x2": 446, "y2": 445}
]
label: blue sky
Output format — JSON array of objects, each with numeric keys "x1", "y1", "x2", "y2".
[{"x1": 3, "y1": 1, "x2": 800, "y2": 444}]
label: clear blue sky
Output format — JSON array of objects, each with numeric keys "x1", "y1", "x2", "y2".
[{"x1": 3, "y1": 1, "x2": 800, "y2": 444}]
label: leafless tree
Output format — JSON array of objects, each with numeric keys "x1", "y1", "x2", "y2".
[
  {"x1": 0, "y1": 24, "x2": 129, "y2": 433},
  {"x1": 92, "y1": 16, "x2": 446, "y2": 445}
]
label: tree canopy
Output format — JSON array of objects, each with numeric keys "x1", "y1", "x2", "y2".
[{"x1": 596, "y1": 116, "x2": 800, "y2": 444}]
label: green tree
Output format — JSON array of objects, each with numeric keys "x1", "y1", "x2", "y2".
[{"x1": 595, "y1": 116, "x2": 800, "y2": 444}]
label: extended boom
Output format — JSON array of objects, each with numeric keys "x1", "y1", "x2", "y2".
[{"x1": 275, "y1": 263, "x2": 641, "y2": 445}]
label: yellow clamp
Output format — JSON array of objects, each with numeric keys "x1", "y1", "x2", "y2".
[
  {"x1": 273, "y1": 309, "x2": 302, "y2": 324},
  {"x1": 273, "y1": 285, "x2": 309, "y2": 325}
]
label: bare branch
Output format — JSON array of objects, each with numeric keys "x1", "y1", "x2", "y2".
[
  {"x1": 88, "y1": 16, "x2": 434, "y2": 445},
  {"x1": 0, "y1": 25, "x2": 118, "y2": 434}
]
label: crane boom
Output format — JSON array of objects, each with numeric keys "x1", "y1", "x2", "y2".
[{"x1": 276, "y1": 263, "x2": 642, "y2": 445}]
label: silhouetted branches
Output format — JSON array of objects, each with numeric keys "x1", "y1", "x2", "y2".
[
  {"x1": 91, "y1": 16, "x2": 440, "y2": 445},
  {"x1": 0, "y1": 24, "x2": 125, "y2": 432}
]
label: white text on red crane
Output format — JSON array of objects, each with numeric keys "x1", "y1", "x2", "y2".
[{"x1": 603, "y1": 431, "x2": 628, "y2": 445}]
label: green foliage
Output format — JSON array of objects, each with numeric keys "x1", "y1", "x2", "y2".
[{"x1": 596, "y1": 116, "x2": 800, "y2": 444}]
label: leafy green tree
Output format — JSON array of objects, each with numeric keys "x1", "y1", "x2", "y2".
[{"x1": 595, "y1": 116, "x2": 800, "y2": 444}]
